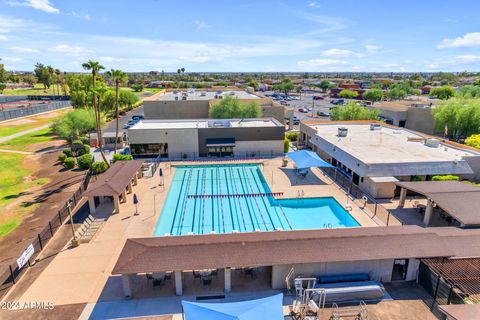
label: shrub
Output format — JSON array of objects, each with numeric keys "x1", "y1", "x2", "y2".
[
  {"x1": 63, "y1": 157, "x2": 76, "y2": 169},
  {"x1": 285, "y1": 132, "x2": 299, "y2": 142},
  {"x1": 112, "y1": 154, "x2": 133, "y2": 163},
  {"x1": 431, "y1": 175, "x2": 459, "y2": 181},
  {"x1": 58, "y1": 153, "x2": 67, "y2": 163},
  {"x1": 74, "y1": 144, "x2": 91, "y2": 156},
  {"x1": 63, "y1": 148, "x2": 73, "y2": 157},
  {"x1": 77, "y1": 154, "x2": 93, "y2": 169},
  {"x1": 91, "y1": 161, "x2": 109, "y2": 174},
  {"x1": 284, "y1": 139, "x2": 290, "y2": 153}
]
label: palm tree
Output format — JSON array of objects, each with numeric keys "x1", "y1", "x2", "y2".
[
  {"x1": 82, "y1": 60, "x2": 108, "y2": 163},
  {"x1": 105, "y1": 69, "x2": 128, "y2": 154}
]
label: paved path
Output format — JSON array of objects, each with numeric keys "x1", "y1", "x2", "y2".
[
  {"x1": 0, "y1": 148, "x2": 33, "y2": 154},
  {"x1": 0, "y1": 124, "x2": 50, "y2": 143}
]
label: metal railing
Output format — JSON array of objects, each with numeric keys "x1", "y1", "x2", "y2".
[
  {"x1": 0, "y1": 100, "x2": 71, "y2": 121},
  {"x1": 323, "y1": 167, "x2": 402, "y2": 226},
  {"x1": 0, "y1": 171, "x2": 91, "y2": 299}
]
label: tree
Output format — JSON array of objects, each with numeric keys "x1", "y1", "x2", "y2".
[
  {"x1": 459, "y1": 85, "x2": 480, "y2": 98},
  {"x1": 362, "y1": 89, "x2": 383, "y2": 104},
  {"x1": 0, "y1": 83, "x2": 6, "y2": 94},
  {"x1": 34, "y1": 63, "x2": 54, "y2": 90},
  {"x1": 318, "y1": 80, "x2": 331, "y2": 92},
  {"x1": 430, "y1": 86, "x2": 456, "y2": 100},
  {"x1": 209, "y1": 96, "x2": 262, "y2": 118},
  {"x1": 387, "y1": 88, "x2": 407, "y2": 100},
  {"x1": 466, "y1": 134, "x2": 480, "y2": 149},
  {"x1": 131, "y1": 83, "x2": 144, "y2": 92},
  {"x1": 338, "y1": 89, "x2": 358, "y2": 99},
  {"x1": 272, "y1": 78, "x2": 295, "y2": 95},
  {"x1": 0, "y1": 59, "x2": 10, "y2": 83},
  {"x1": 105, "y1": 69, "x2": 128, "y2": 154},
  {"x1": 82, "y1": 60, "x2": 108, "y2": 164},
  {"x1": 330, "y1": 102, "x2": 380, "y2": 121},
  {"x1": 51, "y1": 108, "x2": 98, "y2": 142},
  {"x1": 433, "y1": 99, "x2": 480, "y2": 139}
]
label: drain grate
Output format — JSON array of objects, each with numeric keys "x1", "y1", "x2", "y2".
[{"x1": 196, "y1": 294, "x2": 226, "y2": 301}]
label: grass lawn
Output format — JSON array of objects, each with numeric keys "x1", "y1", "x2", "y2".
[
  {"x1": 0, "y1": 127, "x2": 55, "y2": 150},
  {"x1": 0, "y1": 108, "x2": 68, "y2": 139},
  {"x1": 0, "y1": 153, "x2": 49, "y2": 239},
  {"x1": 2, "y1": 84, "x2": 67, "y2": 96}
]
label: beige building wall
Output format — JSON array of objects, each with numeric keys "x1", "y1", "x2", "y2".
[
  {"x1": 127, "y1": 128, "x2": 199, "y2": 157},
  {"x1": 234, "y1": 140, "x2": 284, "y2": 156},
  {"x1": 360, "y1": 178, "x2": 397, "y2": 199},
  {"x1": 144, "y1": 100, "x2": 210, "y2": 119},
  {"x1": 405, "y1": 107, "x2": 436, "y2": 135},
  {"x1": 271, "y1": 259, "x2": 397, "y2": 289}
]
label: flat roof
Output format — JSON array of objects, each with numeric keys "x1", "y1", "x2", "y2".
[
  {"x1": 156, "y1": 90, "x2": 260, "y2": 101},
  {"x1": 129, "y1": 118, "x2": 281, "y2": 130},
  {"x1": 439, "y1": 303, "x2": 480, "y2": 319},
  {"x1": 311, "y1": 124, "x2": 478, "y2": 164},
  {"x1": 112, "y1": 226, "x2": 455, "y2": 275},
  {"x1": 396, "y1": 181, "x2": 480, "y2": 226}
]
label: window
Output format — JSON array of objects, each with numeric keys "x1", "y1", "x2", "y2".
[{"x1": 131, "y1": 143, "x2": 168, "y2": 156}]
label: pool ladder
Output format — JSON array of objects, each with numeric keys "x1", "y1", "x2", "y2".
[
  {"x1": 323, "y1": 223, "x2": 333, "y2": 229},
  {"x1": 296, "y1": 190, "x2": 305, "y2": 200}
]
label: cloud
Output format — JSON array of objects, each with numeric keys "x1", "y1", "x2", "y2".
[
  {"x1": 308, "y1": 1, "x2": 321, "y2": 8},
  {"x1": 302, "y1": 14, "x2": 348, "y2": 35},
  {"x1": 322, "y1": 48, "x2": 361, "y2": 58},
  {"x1": 48, "y1": 44, "x2": 91, "y2": 56},
  {"x1": 0, "y1": 35, "x2": 8, "y2": 41},
  {"x1": 70, "y1": 11, "x2": 91, "y2": 21},
  {"x1": 193, "y1": 20, "x2": 208, "y2": 30},
  {"x1": 99, "y1": 56, "x2": 126, "y2": 63},
  {"x1": 365, "y1": 44, "x2": 381, "y2": 53},
  {"x1": 1, "y1": 57, "x2": 22, "y2": 62},
  {"x1": 10, "y1": 46, "x2": 40, "y2": 53},
  {"x1": 8, "y1": 0, "x2": 59, "y2": 14},
  {"x1": 454, "y1": 55, "x2": 480, "y2": 62},
  {"x1": 438, "y1": 32, "x2": 480, "y2": 48},
  {"x1": 297, "y1": 59, "x2": 347, "y2": 67}
]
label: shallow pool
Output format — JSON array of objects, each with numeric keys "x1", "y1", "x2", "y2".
[{"x1": 153, "y1": 164, "x2": 359, "y2": 236}]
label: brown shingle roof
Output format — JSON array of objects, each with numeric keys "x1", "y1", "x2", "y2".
[
  {"x1": 83, "y1": 160, "x2": 144, "y2": 197},
  {"x1": 439, "y1": 303, "x2": 480, "y2": 320},
  {"x1": 396, "y1": 181, "x2": 480, "y2": 225},
  {"x1": 112, "y1": 226, "x2": 454, "y2": 274}
]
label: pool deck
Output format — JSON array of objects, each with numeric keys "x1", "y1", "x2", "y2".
[{"x1": 2, "y1": 157, "x2": 378, "y2": 318}]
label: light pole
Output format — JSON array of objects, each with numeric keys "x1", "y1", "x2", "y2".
[{"x1": 67, "y1": 200, "x2": 79, "y2": 247}]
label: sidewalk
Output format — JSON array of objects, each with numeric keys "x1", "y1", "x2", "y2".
[{"x1": 0, "y1": 124, "x2": 50, "y2": 143}]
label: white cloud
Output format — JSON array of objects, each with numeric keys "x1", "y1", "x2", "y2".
[
  {"x1": 454, "y1": 55, "x2": 480, "y2": 62},
  {"x1": 365, "y1": 44, "x2": 381, "y2": 53},
  {"x1": 297, "y1": 59, "x2": 347, "y2": 67},
  {"x1": 0, "y1": 35, "x2": 8, "y2": 41},
  {"x1": 1, "y1": 57, "x2": 22, "y2": 62},
  {"x1": 48, "y1": 44, "x2": 91, "y2": 56},
  {"x1": 99, "y1": 56, "x2": 126, "y2": 63},
  {"x1": 322, "y1": 48, "x2": 361, "y2": 58},
  {"x1": 10, "y1": 46, "x2": 39, "y2": 53},
  {"x1": 8, "y1": 0, "x2": 59, "y2": 14},
  {"x1": 193, "y1": 20, "x2": 208, "y2": 30},
  {"x1": 438, "y1": 32, "x2": 480, "y2": 48},
  {"x1": 70, "y1": 11, "x2": 91, "y2": 21},
  {"x1": 308, "y1": 2, "x2": 321, "y2": 8}
]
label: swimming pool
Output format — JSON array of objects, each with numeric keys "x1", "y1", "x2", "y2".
[{"x1": 154, "y1": 164, "x2": 359, "y2": 236}]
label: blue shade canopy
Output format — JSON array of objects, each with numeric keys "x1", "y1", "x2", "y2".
[
  {"x1": 287, "y1": 150, "x2": 333, "y2": 169},
  {"x1": 182, "y1": 294, "x2": 283, "y2": 320}
]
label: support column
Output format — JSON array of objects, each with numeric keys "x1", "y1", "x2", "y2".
[
  {"x1": 398, "y1": 187, "x2": 407, "y2": 208},
  {"x1": 121, "y1": 274, "x2": 132, "y2": 298},
  {"x1": 121, "y1": 190, "x2": 127, "y2": 203},
  {"x1": 88, "y1": 197, "x2": 96, "y2": 214},
  {"x1": 224, "y1": 268, "x2": 231, "y2": 293},
  {"x1": 175, "y1": 270, "x2": 183, "y2": 295},
  {"x1": 424, "y1": 199, "x2": 434, "y2": 226},
  {"x1": 127, "y1": 182, "x2": 133, "y2": 194},
  {"x1": 99, "y1": 196, "x2": 105, "y2": 204},
  {"x1": 113, "y1": 194, "x2": 121, "y2": 213},
  {"x1": 133, "y1": 174, "x2": 138, "y2": 186}
]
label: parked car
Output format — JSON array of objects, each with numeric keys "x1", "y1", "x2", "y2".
[
  {"x1": 318, "y1": 111, "x2": 330, "y2": 117},
  {"x1": 313, "y1": 96, "x2": 324, "y2": 100},
  {"x1": 307, "y1": 107, "x2": 313, "y2": 112},
  {"x1": 122, "y1": 124, "x2": 131, "y2": 129},
  {"x1": 132, "y1": 115, "x2": 144, "y2": 121},
  {"x1": 291, "y1": 116, "x2": 300, "y2": 125}
]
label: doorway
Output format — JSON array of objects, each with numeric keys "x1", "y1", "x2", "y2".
[{"x1": 392, "y1": 259, "x2": 409, "y2": 281}]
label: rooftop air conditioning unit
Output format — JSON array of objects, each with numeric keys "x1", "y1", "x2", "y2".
[
  {"x1": 425, "y1": 138, "x2": 441, "y2": 148},
  {"x1": 182, "y1": 96, "x2": 187, "y2": 100},
  {"x1": 370, "y1": 123, "x2": 382, "y2": 131},
  {"x1": 174, "y1": 96, "x2": 179, "y2": 101},
  {"x1": 338, "y1": 127, "x2": 348, "y2": 137}
]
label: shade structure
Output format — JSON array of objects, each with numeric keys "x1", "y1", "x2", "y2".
[
  {"x1": 182, "y1": 294, "x2": 283, "y2": 320},
  {"x1": 287, "y1": 150, "x2": 333, "y2": 170}
]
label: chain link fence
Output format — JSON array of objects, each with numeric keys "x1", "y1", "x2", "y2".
[
  {"x1": 0, "y1": 100, "x2": 71, "y2": 121},
  {"x1": 0, "y1": 172, "x2": 90, "y2": 299}
]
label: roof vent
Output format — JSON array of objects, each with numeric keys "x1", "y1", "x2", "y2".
[
  {"x1": 425, "y1": 138, "x2": 440, "y2": 148},
  {"x1": 338, "y1": 127, "x2": 348, "y2": 137},
  {"x1": 370, "y1": 123, "x2": 382, "y2": 131}
]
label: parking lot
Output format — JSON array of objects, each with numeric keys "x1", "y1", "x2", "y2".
[{"x1": 263, "y1": 91, "x2": 336, "y2": 130}]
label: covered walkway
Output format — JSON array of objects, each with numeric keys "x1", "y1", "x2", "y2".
[
  {"x1": 396, "y1": 181, "x2": 480, "y2": 227},
  {"x1": 83, "y1": 160, "x2": 144, "y2": 214}
]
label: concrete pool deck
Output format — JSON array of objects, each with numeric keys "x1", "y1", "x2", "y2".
[{"x1": 4, "y1": 157, "x2": 378, "y2": 315}]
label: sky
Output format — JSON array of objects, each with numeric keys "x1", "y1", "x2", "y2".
[{"x1": 1, "y1": 0, "x2": 480, "y2": 72}]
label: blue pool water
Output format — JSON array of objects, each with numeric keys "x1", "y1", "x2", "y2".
[{"x1": 154, "y1": 164, "x2": 359, "y2": 236}]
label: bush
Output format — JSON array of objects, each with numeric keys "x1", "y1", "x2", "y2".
[
  {"x1": 63, "y1": 148, "x2": 73, "y2": 157},
  {"x1": 431, "y1": 175, "x2": 459, "y2": 181},
  {"x1": 63, "y1": 157, "x2": 76, "y2": 169},
  {"x1": 58, "y1": 153, "x2": 67, "y2": 163},
  {"x1": 112, "y1": 154, "x2": 133, "y2": 163},
  {"x1": 284, "y1": 139, "x2": 290, "y2": 153},
  {"x1": 77, "y1": 154, "x2": 93, "y2": 169},
  {"x1": 285, "y1": 132, "x2": 299, "y2": 142},
  {"x1": 91, "y1": 161, "x2": 109, "y2": 174},
  {"x1": 74, "y1": 144, "x2": 91, "y2": 156}
]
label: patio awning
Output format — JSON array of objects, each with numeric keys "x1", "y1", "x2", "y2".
[
  {"x1": 182, "y1": 294, "x2": 283, "y2": 320},
  {"x1": 206, "y1": 138, "x2": 235, "y2": 147},
  {"x1": 287, "y1": 150, "x2": 333, "y2": 169}
]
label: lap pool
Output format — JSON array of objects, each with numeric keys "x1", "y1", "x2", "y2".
[{"x1": 154, "y1": 164, "x2": 359, "y2": 236}]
